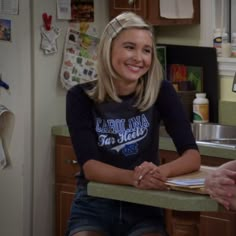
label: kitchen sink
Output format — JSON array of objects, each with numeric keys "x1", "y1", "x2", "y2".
[
  {"x1": 159, "y1": 123, "x2": 236, "y2": 148},
  {"x1": 192, "y1": 123, "x2": 236, "y2": 143},
  {"x1": 199, "y1": 138, "x2": 236, "y2": 145}
]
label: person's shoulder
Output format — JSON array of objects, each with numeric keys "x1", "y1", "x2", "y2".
[
  {"x1": 68, "y1": 81, "x2": 96, "y2": 98},
  {"x1": 160, "y1": 79, "x2": 172, "y2": 90},
  {"x1": 158, "y1": 79, "x2": 175, "y2": 96},
  {"x1": 156, "y1": 79, "x2": 177, "y2": 105}
]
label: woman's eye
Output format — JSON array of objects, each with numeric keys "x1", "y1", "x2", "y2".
[
  {"x1": 144, "y1": 48, "x2": 152, "y2": 54},
  {"x1": 125, "y1": 45, "x2": 134, "y2": 50}
]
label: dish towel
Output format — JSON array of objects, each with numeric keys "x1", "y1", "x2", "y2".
[{"x1": 0, "y1": 104, "x2": 15, "y2": 169}]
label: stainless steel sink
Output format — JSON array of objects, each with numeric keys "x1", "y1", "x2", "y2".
[
  {"x1": 192, "y1": 123, "x2": 236, "y2": 143},
  {"x1": 159, "y1": 123, "x2": 236, "y2": 148},
  {"x1": 203, "y1": 138, "x2": 236, "y2": 144}
]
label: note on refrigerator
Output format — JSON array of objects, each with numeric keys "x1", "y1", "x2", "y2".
[
  {"x1": 57, "y1": 0, "x2": 71, "y2": 20},
  {"x1": 0, "y1": 0, "x2": 19, "y2": 15}
]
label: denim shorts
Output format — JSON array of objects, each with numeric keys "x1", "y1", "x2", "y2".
[{"x1": 65, "y1": 184, "x2": 168, "y2": 236}]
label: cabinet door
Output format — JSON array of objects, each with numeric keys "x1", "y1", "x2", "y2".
[
  {"x1": 147, "y1": 0, "x2": 200, "y2": 25},
  {"x1": 200, "y1": 212, "x2": 236, "y2": 236},
  {"x1": 109, "y1": 0, "x2": 147, "y2": 20},
  {"x1": 55, "y1": 140, "x2": 80, "y2": 184},
  {"x1": 171, "y1": 211, "x2": 199, "y2": 236},
  {"x1": 56, "y1": 184, "x2": 76, "y2": 236}
]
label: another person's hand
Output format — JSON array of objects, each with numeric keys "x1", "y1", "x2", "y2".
[
  {"x1": 133, "y1": 162, "x2": 168, "y2": 190},
  {"x1": 205, "y1": 168, "x2": 236, "y2": 210}
]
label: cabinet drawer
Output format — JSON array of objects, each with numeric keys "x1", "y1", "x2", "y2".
[{"x1": 55, "y1": 143, "x2": 80, "y2": 180}]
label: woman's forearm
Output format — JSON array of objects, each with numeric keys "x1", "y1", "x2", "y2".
[
  {"x1": 83, "y1": 159, "x2": 134, "y2": 185},
  {"x1": 158, "y1": 149, "x2": 201, "y2": 178}
]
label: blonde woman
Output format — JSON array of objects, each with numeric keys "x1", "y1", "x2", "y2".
[{"x1": 66, "y1": 12, "x2": 200, "y2": 236}]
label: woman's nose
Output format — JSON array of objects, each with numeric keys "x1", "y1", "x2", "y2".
[{"x1": 133, "y1": 51, "x2": 142, "y2": 61}]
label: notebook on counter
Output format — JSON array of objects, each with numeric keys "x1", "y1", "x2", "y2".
[{"x1": 166, "y1": 165, "x2": 217, "y2": 195}]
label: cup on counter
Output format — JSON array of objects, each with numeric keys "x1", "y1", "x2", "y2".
[{"x1": 221, "y1": 42, "x2": 232, "y2": 57}]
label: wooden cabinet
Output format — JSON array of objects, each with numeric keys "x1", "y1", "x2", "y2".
[
  {"x1": 55, "y1": 136, "x2": 80, "y2": 236},
  {"x1": 200, "y1": 212, "x2": 236, "y2": 236},
  {"x1": 160, "y1": 149, "x2": 236, "y2": 236},
  {"x1": 109, "y1": 0, "x2": 200, "y2": 25}
]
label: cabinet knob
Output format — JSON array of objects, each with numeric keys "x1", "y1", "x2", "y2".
[{"x1": 64, "y1": 159, "x2": 78, "y2": 165}]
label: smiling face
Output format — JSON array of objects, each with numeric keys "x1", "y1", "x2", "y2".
[{"x1": 111, "y1": 28, "x2": 153, "y2": 94}]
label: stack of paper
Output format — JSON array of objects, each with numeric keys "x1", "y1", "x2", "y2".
[
  {"x1": 167, "y1": 178, "x2": 205, "y2": 188},
  {"x1": 166, "y1": 166, "x2": 216, "y2": 194}
]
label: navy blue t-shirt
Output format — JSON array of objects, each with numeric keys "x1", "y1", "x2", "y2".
[{"x1": 66, "y1": 80, "x2": 198, "y2": 172}]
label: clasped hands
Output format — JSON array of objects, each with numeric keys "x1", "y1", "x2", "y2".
[{"x1": 133, "y1": 161, "x2": 168, "y2": 190}]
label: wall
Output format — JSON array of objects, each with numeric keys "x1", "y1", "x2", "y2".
[{"x1": 220, "y1": 76, "x2": 236, "y2": 101}]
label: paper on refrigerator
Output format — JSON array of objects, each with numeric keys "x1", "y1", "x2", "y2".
[
  {"x1": 0, "y1": 104, "x2": 15, "y2": 169},
  {"x1": 60, "y1": 25, "x2": 99, "y2": 90},
  {"x1": 0, "y1": 0, "x2": 19, "y2": 15}
]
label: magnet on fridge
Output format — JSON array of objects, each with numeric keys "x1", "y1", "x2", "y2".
[{"x1": 42, "y1": 12, "x2": 52, "y2": 31}]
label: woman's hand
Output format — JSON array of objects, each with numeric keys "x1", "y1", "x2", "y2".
[
  {"x1": 205, "y1": 168, "x2": 236, "y2": 210},
  {"x1": 133, "y1": 161, "x2": 168, "y2": 190}
]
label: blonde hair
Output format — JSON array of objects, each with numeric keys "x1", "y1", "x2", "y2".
[{"x1": 88, "y1": 12, "x2": 163, "y2": 111}]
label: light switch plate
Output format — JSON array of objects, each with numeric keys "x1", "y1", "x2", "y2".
[{"x1": 233, "y1": 72, "x2": 236, "y2": 92}]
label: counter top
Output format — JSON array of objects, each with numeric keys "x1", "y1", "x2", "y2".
[
  {"x1": 52, "y1": 125, "x2": 236, "y2": 160},
  {"x1": 87, "y1": 182, "x2": 222, "y2": 212}
]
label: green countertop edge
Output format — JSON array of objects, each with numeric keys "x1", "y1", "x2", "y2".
[
  {"x1": 87, "y1": 182, "x2": 221, "y2": 212},
  {"x1": 52, "y1": 125, "x2": 236, "y2": 160},
  {"x1": 52, "y1": 125, "x2": 70, "y2": 137}
]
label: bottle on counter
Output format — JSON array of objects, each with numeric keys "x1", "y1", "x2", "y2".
[
  {"x1": 193, "y1": 93, "x2": 209, "y2": 123},
  {"x1": 221, "y1": 32, "x2": 231, "y2": 57},
  {"x1": 213, "y1": 28, "x2": 223, "y2": 57},
  {"x1": 222, "y1": 31, "x2": 229, "y2": 44}
]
